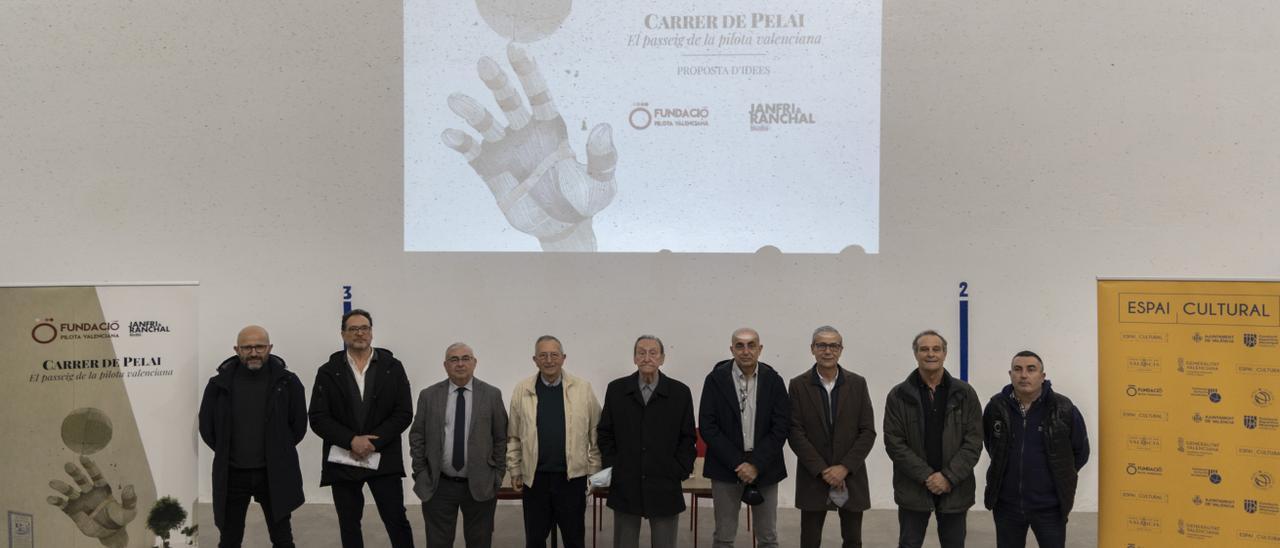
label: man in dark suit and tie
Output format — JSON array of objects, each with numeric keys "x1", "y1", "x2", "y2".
[
  {"x1": 308, "y1": 310, "x2": 416, "y2": 548},
  {"x1": 409, "y1": 342, "x2": 509, "y2": 548}
]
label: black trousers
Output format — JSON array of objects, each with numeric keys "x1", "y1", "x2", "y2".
[
  {"x1": 423, "y1": 477, "x2": 497, "y2": 548},
  {"x1": 993, "y1": 504, "x2": 1066, "y2": 548},
  {"x1": 219, "y1": 468, "x2": 294, "y2": 548},
  {"x1": 800, "y1": 508, "x2": 863, "y2": 548},
  {"x1": 330, "y1": 475, "x2": 416, "y2": 548},
  {"x1": 897, "y1": 508, "x2": 967, "y2": 548},
  {"x1": 522, "y1": 472, "x2": 586, "y2": 548}
]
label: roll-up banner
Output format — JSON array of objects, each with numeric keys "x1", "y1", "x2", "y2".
[
  {"x1": 1, "y1": 284, "x2": 197, "y2": 548},
  {"x1": 1099, "y1": 279, "x2": 1280, "y2": 546}
]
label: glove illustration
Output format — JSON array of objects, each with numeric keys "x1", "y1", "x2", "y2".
[
  {"x1": 443, "y1": 43, "x2": 618, "y2": 251},
  {"x1": 47, "y1": 455, "x2": 137, "y2": 548}
]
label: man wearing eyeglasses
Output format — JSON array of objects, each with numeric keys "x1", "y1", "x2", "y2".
[
  {"x1": 787, "y1": 325, "x2": 878, "y2": 548},
  {"x1": 199, "y1": 325, "x2": 307, "y2": 547},
  {"x1": 506, "y1": 335, "x2": 602, "y2": 548},
  {"x1": 309, "y1": 310, "x2": 416, "y2": 548},
  {"x1": 409, "y1": 342, "x2": 508, "y2": 548},
  {"x1": 597, "y1": 335, "x2": 697, "y2": 548},
  {"x1": 699, "y1": 328, "x2": 791, "y2": 547}
]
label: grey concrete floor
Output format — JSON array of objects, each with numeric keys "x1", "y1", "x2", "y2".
[{"x1": 196, "y1": 502, "x2": 1097, "y2": 547}]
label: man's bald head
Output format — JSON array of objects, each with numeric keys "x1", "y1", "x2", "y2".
[
  {"x1": 234, "y1": 325, "x2": 272, "y2": 370},
  {"x1": 237, "y1": 325, "x2": 270, "y2": 346}
]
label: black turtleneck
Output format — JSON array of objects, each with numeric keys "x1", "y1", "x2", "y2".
[{"x1": 229, "y1": 363, "x2": 269, "y2": 469}]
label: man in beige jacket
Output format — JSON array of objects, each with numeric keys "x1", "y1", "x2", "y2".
[{"x1": 507, "y1": 335, "x2": 602, "y2": 548}]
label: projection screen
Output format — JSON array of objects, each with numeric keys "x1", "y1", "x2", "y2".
[{"x1": 405, "y1": 0, "x2": 881, "y2": 253}]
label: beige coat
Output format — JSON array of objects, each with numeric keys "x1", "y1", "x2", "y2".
[{"x1": 506, "y1": 371, "x2": 602, "y2": 486}]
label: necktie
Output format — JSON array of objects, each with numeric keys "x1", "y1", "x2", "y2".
[
  {"x1": 453, "y1": 387, "x2": 466, "y2": 472},
  {"x1": 642, "y1": 384, "x2": 652, "y2": 405}
]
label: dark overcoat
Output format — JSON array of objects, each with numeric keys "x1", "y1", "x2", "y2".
[
  {"x1": 597, "y1": 371, "x2": 697, "y2": 517},
  {"x1": 787, "y1": 365, "x2": 878, "y2": 511},
  {"x1": 198, "y1": 355, "x2": 307, "y2": 528}
]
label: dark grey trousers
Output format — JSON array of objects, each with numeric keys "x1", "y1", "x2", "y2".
[{"x1": 422, "y1": 479, "x2": 496, "y2": 548}]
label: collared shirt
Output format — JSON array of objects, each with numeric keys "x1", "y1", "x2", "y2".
[
  {"x1": 812, "y1": 365, "x2": 842, "y2": 432},
  {"x1": 443, "y1": 378, "x2": 474, "y2": 476},
  {"x1": 732, "y1": 362, "x2": 758, "y2": 451},
  {"x1": 540, "y1": 374, "x2": 563, "y2": 387},
  {"x1": 639, "y1": 375, "x2": 659, "y2": 404},
  {"x1": 819, "y1": 371, "x2": 837, "y2": 417},
  {"x1": 345, "y1": 349, "x2": 376, "y2": 400}
]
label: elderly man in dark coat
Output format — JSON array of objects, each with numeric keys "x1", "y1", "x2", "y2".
[
  {"x1": 597, "y1": 335, "x2": 697, "y2": 548},
  {"x1": 199, "y1": 325, "x2": 307, "y2": 548},
  {"x1": 788, "y1": 326, "x2": 878, "y2": 548}
]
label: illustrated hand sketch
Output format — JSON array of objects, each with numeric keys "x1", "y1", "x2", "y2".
[
  {"x1": 443, "y1": 43, "x2": 618, "y2": 251},
  {"x1": 47, "y1": 455, "x2": 137, "y2": 548}
]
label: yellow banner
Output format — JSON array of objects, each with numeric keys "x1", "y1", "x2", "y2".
[{"x1": 1100, "y1": 280, "x2": 1280, "y2": 547}]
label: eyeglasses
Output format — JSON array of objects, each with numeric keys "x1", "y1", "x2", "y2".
[
  {"x1": 344, "y1": 325, "x2": 371, "y2": 333},
  {"x1": 535, "y1": 352, "x2": 563, "y2": 361},
  {"x1": 813, "y1": 342, "x2": 843, "y2": 351},
  {"x1": 238, "y1": 344, "x2": 270, "y2": 353},
  {"x1": 446, "y1": 355, "x2": 475, "y2": 364}
]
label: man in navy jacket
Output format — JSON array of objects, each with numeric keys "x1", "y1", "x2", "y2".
[
  {"x1": 699, "y1": 327, "x2": 790, "y2": 547},
  {"x1": 982, "y1": 350, "x2": 1089, "y2": 548}
]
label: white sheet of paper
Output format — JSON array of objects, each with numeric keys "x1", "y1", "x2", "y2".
[{"x1": 328, "y1": 446, "x2": 381, "y2": 470}]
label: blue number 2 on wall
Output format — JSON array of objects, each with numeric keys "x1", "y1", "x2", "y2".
[{"x1": 959, "y1": 281, "x2": 969, "y2": 381}]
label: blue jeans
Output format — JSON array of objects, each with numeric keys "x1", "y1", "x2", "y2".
[{"x1": 993, "y1": 505, "x2": 1066, "y2": 548}]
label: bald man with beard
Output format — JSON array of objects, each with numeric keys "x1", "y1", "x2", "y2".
[{"x1": 199, "y1": 325, "x2": 308, "y2": 548}]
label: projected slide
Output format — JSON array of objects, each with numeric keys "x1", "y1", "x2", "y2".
[{"x1": 405, "y1": 0, "x2": 881, "y2": 253}]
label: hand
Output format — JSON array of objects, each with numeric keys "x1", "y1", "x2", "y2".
[
  {"x1": 821, "y1": 464, "x2": 849, "y2": 488},
  {"x1": 734, "y1": 462, "x2": 759, "y2": 484},
  {"x1": 511, "y1": 477, "x2": 523, "y2": 493},
  {"x1": 925, "y1": 472, "x2": 952, "y2": 495},
  {"x1": 350, "y1": 435, "x2": 380, "y2": 459},
  {"x1": 443, "y1": 43, "x2": 618, "y2": 251},
  {"x1": 47, "y1": 456, "x2": 136, "y2": 548}
]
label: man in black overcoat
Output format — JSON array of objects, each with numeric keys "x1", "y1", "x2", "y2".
[
  {"x1": 199, "y1": 325, "x2": 307, "y2": 548},
  {"x1": 597, "y1": 335, "x2": 697, "y2": 548}
]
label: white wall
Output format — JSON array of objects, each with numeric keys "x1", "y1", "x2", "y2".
[{"x1": 4, "y1": 0, "x2": 1279, "y2": 512}]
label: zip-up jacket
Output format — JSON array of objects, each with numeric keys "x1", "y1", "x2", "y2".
[
  {"x1": 883, "y1": 369, "x2": 984, "y2": 513},
  {"x1": 982, "y1": 380, "x2": 1089, "y2": 520}
]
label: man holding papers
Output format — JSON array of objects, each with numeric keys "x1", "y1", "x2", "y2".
[{"x1": 309, "y1": 309, "x2": 416, "y2": 547}]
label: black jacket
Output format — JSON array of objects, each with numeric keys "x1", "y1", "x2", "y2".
[
  {"x1": 699, "y1": 360, "x2": 790, "y2": 487},
  {"x1": 199, "y1": 355, "x2": 307, "y2": 528},
  {"x1": 597, "y1": 371, "x2": 697, "y2": 517},
  {"x1": 983, "y1": 380, "x2": 1089, "y2": 519},
  {"x1": 309, "y1": 348, "x2": 414, "y2": 485}
]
